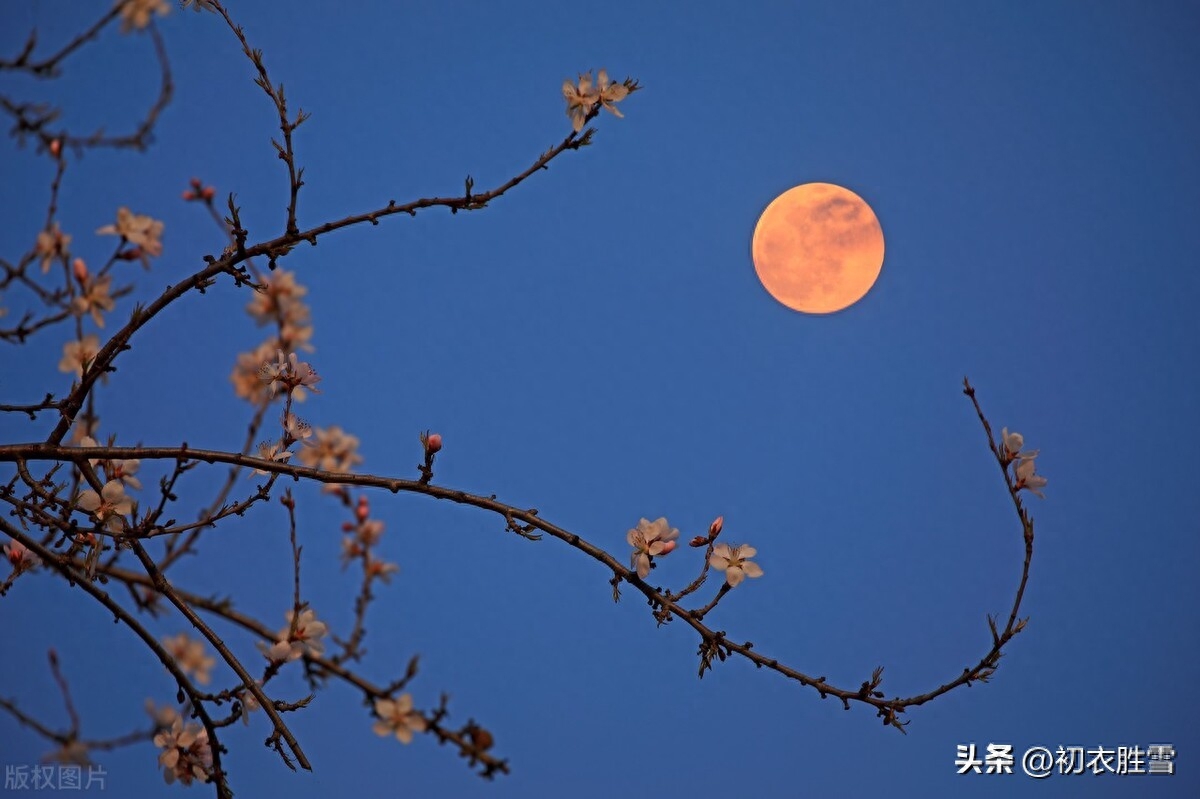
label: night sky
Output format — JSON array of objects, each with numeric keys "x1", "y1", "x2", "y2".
[{"x1": 2, "y1": 2, "x2": 1198, "y2": 797}]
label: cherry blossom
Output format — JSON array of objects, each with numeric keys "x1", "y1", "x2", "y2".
[
  {"x1": 709, "y1": 543, "x2": 764, "y2": 588},
  {"x1": 372, "y1": 694, "x2": 427, "y2": 744}
]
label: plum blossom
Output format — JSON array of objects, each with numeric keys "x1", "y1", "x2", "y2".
[
  {"x1": 1001, "y1": 427, "x2": 1039, "y2": 462},
  {"x1": 263, "y1": 608, "x2": 328, "y2": 662},
  {"x1": 231, "y1": 340, "x2": 279, "y2": 403},
  {"x1": 372, "y1": 694, "x2": 426, "y2": 744},
  {"x1": 709, "y1": 543, "x2": 764, "y2": 588},
  {"x1": 283, "y1": 412, "x2": 312, "y2": 444},
  {"x1": 253, "y1": 440, "x2": 292, "y2": 475},
  {"x1": 260, "y1": 350, "x2": 321, "y2": 398},
  {"x1": 562, "y1": 69, "x2": 632, "y2": 131},
  {"x1": 297, "y1": 425, "x2": 363, "y2": 472},
  {"x1": 154, "y1": 717, "x2": 211, "y2": 786},
  {"x1": 71, "y1": 274, "x2": 116, "y2": 327},
  {"x1": 58, "y1": 335, "x2": 100, "y2": 377},
  {"x1": 595, "y1": 69, "x2": 630, "y2": 117},
  {"x1": 365, "y1": 556, "x2": 400, "y2": 584},
  {"x1": 161, "y1": 633, "x2": 215, "y2": 685},
  {"x1": 1014, "y1": 457, "x2": 1048, "y2": 498},
  {"x1": 237, "y1": 682, "x2": 262, "y2": 725},
  {"x1": 562, "y1": 72, "x2": 597, "y2": 132},
  {"x1": 5, "y1": 539, "x2": 40, "y2": 573},
  {"x1": 96, "y1": 207, "x2": 164, "y2": 264},
  {"x1": 119, "y1": 0, "x2": 170, "y2": 34},
  {"x1": 78, "y1": 437, "x2": 142, "y2": 490},
  {"x1": 144, "y1": 699, "x2": 180, "y2": 730},
  {"x1": 626, "y1": 517, "x2": 680, "y2": 579},
  {"x1": 35, "y1": 223, "x2": 71, "y2": 273},
  {"x1": 77, "y1": 480, "x2": 134, "y2": 533},
  {"x1": 247, "y1": 268, "x2": 307, "y2": 324}
]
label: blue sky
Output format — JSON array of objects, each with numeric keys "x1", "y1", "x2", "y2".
[{"x1": 2, "y1": 1, "x2": 1198, "y2": 797}]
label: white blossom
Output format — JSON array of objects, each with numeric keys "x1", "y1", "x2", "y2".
[
  {"x1": 709, "y1": 543, "x2": 764, "y2": 588},
  {"x1": 626, "y1": 517, "x2": 679, "y2": 579},
  {"x1": 372, "y1": 694, "x2": 426, "y2": 744}
]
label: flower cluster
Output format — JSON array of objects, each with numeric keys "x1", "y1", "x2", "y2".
[
  {"x1": 297, "y1": 425, "x2": 363, "y2": 473},
  {"x1": 70, "y1": 271, "x2": 115, "y2": 328},
  {"x1": 246, "y1": 269, "x2": 314, "y2": 353},
  {"x1": 339, "y1": 496, "x2": 400, "y2": 580},
  {"x1": 562, "y1": 69, "x2": 633, "y2": 132},
  {"x1": 181, "y1": 177, "x2": 216, "y2": 202},
  {"x1": 627, "y1": 517, "x2": 679, "y2": 578},
  {"x1": 161, "y1": 633, "x2": 215, "y2": 686},
  {"x1": 262, "y1": 608, "x2": 328, "y2": 663},
  {"x1": 1001, "y1": 428, "x2": 1048, "y2": 498},
  {"x1": 153, "y1": 717, "x2": 211, "y2": 786},
  {"x1": 35, "y1": 223, "x2": 71, "y2": 274},
  {"x1": 96, "y1": 207, "x2": 164, "y2": 267},
  {"x1": 372, "y1": 694, "x2": 426, "y2": 744},
  {"x1": 259, "y1": 350, "x2": 322, "y2": 399}
]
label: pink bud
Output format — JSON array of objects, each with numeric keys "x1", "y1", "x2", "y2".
[
  {"x1": 49, "y1": 139, "x2": 62, "y2": 157},
  {"x1": 200, "y1": 186, "x2": 216, "y2": 201},
  {"x1": 425, "y1": 433, "x2": 442, "y2": 454},
  {"x1": 181, "y1": 190, "x2": 195, "y2": 201},
  {"x1": 72, "y1": 258, "x2": 88, "y2": 283},
  {"x1": 708, "y1": 516, "x2": 724, "y2": 537},
  {"x1": 689, "y1": 536, "x2": 708, "y2": 548},
  {"x1": 190, "y1": 177, "x2": 203, "y2": 188},
  {"x1": 355, "y1": 495, "x2": 370, "y2": 522}
]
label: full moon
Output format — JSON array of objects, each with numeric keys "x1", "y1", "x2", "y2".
[{"x1": 751, "y1": 183, "x2": 885, "y2": 314}]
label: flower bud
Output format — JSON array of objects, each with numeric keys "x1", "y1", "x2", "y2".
[
  {"x1": 200, "y1": 186, "x2": 216, "y2": 201},
  {"x1": 72, "y1": 258, "x2": 89, "y2": 284},
  {"x1": 708, "y1": 516, "x2": 724, "y2": 537},
  {"x1": 689, "y1": 536, "x2": 708, "y2": 548},
  {"x1": 355, "y1": 495, "x2": 370, "y2": 522},
  {"x1": 49, "y1": 138, "x2": 62, "y2": 157},
  {"x1": 424, "y1": 432, "x2": 442, "y2": 455}
]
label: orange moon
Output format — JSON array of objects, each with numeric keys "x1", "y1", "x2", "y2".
[{"x1": 751, "y1": 183, "x2": 885, "y2": 314}]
